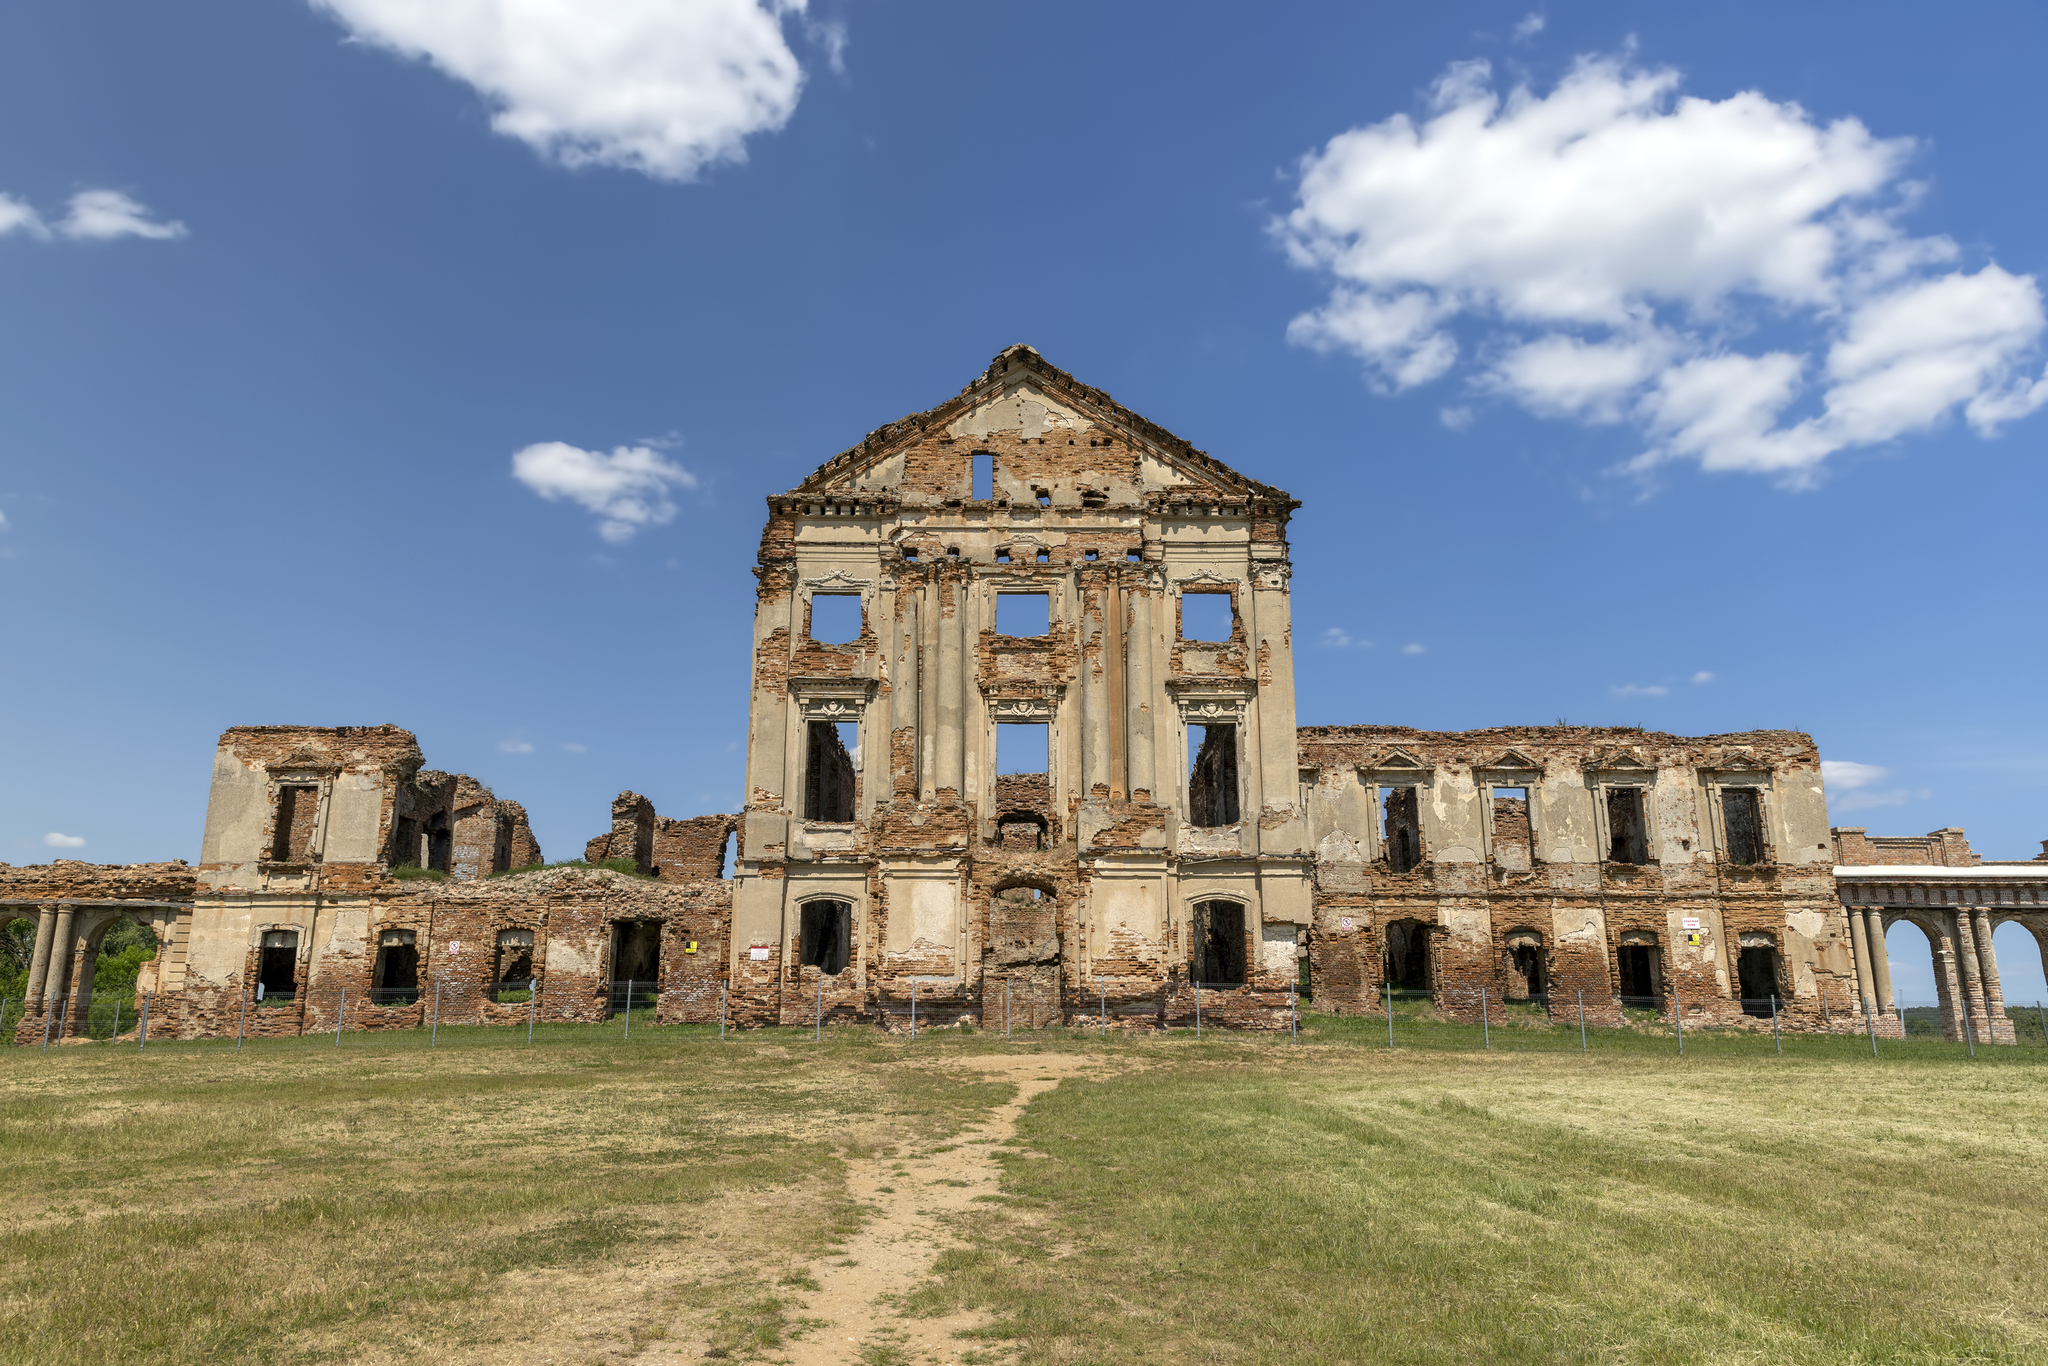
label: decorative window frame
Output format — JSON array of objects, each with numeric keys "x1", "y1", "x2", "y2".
[
  {"x1": 1700, "y1": 765, "x2": 1776, "y2": 865},
  {"x1": 1165, "y1": 678, "x2": 1253, "y2": 826},
  {"x1": 1358, "y1": 749, "x2": 1436, "y2": 865},
  {"x1": 1586, "y1": 754, "x2": 1659, "y2": 865},
  {"x1": 259, "y1": 762, "x2": 338, "y2": 867},
  {"x1": 1474, "y1": 762, "x2": 1543, "y2": 863},
  {"x1": 1171, "y1": 569, "x2": 1240, "y2": 644},
  {"x1": 791, "y1": 678, "x2": 877, "y2": 824},
  {"x1": 799, "y1": 570, "x2": 874, "y2": 645}
]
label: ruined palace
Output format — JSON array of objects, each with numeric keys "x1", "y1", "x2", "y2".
[{"x1": 6, "y1": 346, "x2": 2047, "y2": 1042}]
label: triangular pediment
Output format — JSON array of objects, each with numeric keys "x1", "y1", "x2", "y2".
[
  {"x1": 1375, "y1": 747, "x2": 1429, "y2": 770},
  {"x1": 1489, "y1": 748, "x2": 1543, "y2": 771},
  {"x1": 791, "y1": 346, "x2": 1291, "y2": 503},
  {"x1": 1591, "y1": 749, "x2": 1654, "y2": 771}
]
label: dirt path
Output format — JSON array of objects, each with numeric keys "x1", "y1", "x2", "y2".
[{"x1": 636, "y1": 1051, "x2": 1101, "y2": 1366}]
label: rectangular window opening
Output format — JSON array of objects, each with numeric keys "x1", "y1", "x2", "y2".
[
  {"x1": 1606, "y1": 787, "x2": 1648, "y2": 864},
  {"x1": 374, "y1": 928, "x2": 418, "y2": 1001},
  {"x1": 1126, "y1": 548, "x2": 1141, "y2": 562},
  {"x1": 1180, "y1": 592, "x2": 1233, "y2": 642},
  {"x1": 610, "y1": 921, "x2": 662, "y2": 1001},
  {"x1": 1381, "y1": 786, "x2": 1422, "y2": 873},
  {"x1": 258, "y1": 929, "x2": 299, "y2": 1000},
  {"x1": 1034, "y1": 487, "x2": 1051, "y2": 507},
  {"x1": 973, "y1": 452, "x2": 995, "y2": 501},
  {"x1": 805, "y1": 719, "x2": 858, "y2": 821},
  {"x1": 1191, "y1": 900, "x2": 1246, "y2": 986},
  {"x1": 1490, "y1": 787, "x2": 1530, "y2": 860},
  {"x1": 809, "y1": 593, "x2": 862, "y2": 644},
  {"x1": 1616, "y1": 939, "x2": 1662, "y2": 1004},
  {"x1": 272, "y1": 785, "x2": 319, "y2": 862},
  {"x1": 1736, "y1": 935, "x2": 1781, "y2": 1015},
  {"x1": 997, "y1": 722, "x2": 1049, "y2": 776},
  {"x1": 996, "y1": 592, "x2": 1049, "y2": 637},
  {"x1": 995, "y1": 547, "x2": 1011, "y2": 564},
  {"x1": 1035, "y1": 548, "x2": 1050, "y2": 564},
  {"x1": 1721, "y1": 788, "x2": 1764, "y2": 865},
  {"x1": 1187, "y1": 723, "x2": 1240, "y2": 827},
  {"x1": 799, "y1": 900, "x2": 852, "y2": 975}
]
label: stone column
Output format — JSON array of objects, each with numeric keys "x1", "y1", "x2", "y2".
[
  {"x1": 1079, "y1": 579, "x2": 1109, "y2": 801},
  {"x1": 23, "y1": 904, "x2": 58, "y2": 1004},
  {"x1": 1847, "y1": 902, "x2": 1874, "y2": 1009},
  {"x1": 1865, "y1": 908, "x2": 1895, "y2": 1014},
  {"x1": 1124, "y1": 584, "x2": 1155, "y2": 802},
  {"x1": 935, "y1": 572, "x2": 964, "y2": 801},
  {"x1": 1952, "y1": 908, "x2": 1990, "y2": 1040},
  {"x1": 44, "y1": 904, "x2": 76, "y2": 1009},
  {"x1": 917, "y1": 577, "x2": 938, "y2": 802},
  {"x1": 891, "y1": 591, "x2": 920, "y2": 799},
  {"x1": 1972, "y1": 907, "x2": 2008, "y2": 1040}
]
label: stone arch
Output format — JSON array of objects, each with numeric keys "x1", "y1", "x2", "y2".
[
  {"x1": 66, "y1": 909, "x2": 162, "y2": 1038},
  {"x1": 1989, "y1": 912, "x2": 2048, "y2": 1011},
  {"x1": 793, "y1": 895, "x2": 852, "y2": 977},
  {"x1": 1501, "y1": 925, "x2": 1547, "y2": 1000},
  {"x1": 1885, "y1": 912, "x2": 1963, "y2": 1040},
  {"x1": 1190, "y1": 896, "x2": 1250, "y2": 987}
]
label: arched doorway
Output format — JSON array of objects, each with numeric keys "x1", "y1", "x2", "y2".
[
  {"x1": 1735, "y1": 931, "x2": 1785, "y2": 1018},
  {"x1": 1502, "y1": 928, "x2": 1546, "y2": 1001},
  {"x1": 1885, "y1": 916, "x2": 1965, "y2": 1040},
  {"x1": 983, "y1": 883, "x2": 1060, "y2": 1028}
]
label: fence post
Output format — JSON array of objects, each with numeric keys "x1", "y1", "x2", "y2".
[
  {"x1": 624, "y1": 980, "x2": 634, "y2": 1040},
  {"x1": 815, "y1": 977, "x2": 822, "y2": 1042},
  {"x1": 1385, "y1": 981, "x2": 1393, "y2": 1049},
  {"x1": 41, "y1": 997, "x2": 52, "y2": 1053},
  {"x1": 1195, "y1": 981, "x2": 1202, "y2": 1040},
  {"x1": 528, "y1": 978, "x2": 537, "y2": 1044},
  {"x1": 431, "y1": 981, "x2": 440, "y2": 1047},
  {"x1": 1964, "y1": 1005, "x2": 1975, "y2": 1059},
  {"x1": 335, "y1": 988, "x2": 345, "y2": 1046},
  {"x1": 1005, "y1": 979, "x2": 1011, "y2": 1041},
  {"x1": 138, "y1": 992, "x2": 150, "y2": 1051},
  {"x1": 911, "y1": 979, "x2": 917, "y2": 1040},
  {"x1": 110, "y1": 997, "x2": 120, "y2": 1044},
  {"x1": 1480, "y1": 988, "x2": 1490, "y2": 1051},
  {"x1": 1099, "y1": 978, "x2": 1106, "y2": 1036},
  {"x1": 1866, "y1": 996, "x2": 1878, "y2": 1056},
  {"x1": 237, "y1": 990, "x2": 247, "y2": 1051},
  {"x1": 2037, "y1": 1000, "x2": 2046, "y2": 1048},
  {"x1": 719, "y1": 979, "x2": 727, "y2": 1041},
  {"x1": 1290, "y1": 980, "x2": 1298, "y2": 1043},
  {"x1": 1577, "y1": 990, "x2": 1587, "y2": 1053},
  {"x1": 1674, "y1": 996, "x2": 1684, "y2": 1058},
  {"x1": 1771, "y1": 994, "x2": 1781, "y2": 1056}
]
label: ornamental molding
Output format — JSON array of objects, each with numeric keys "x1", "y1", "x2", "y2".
[
  {"x1": 800, "y1": 570, "x2": 874, "y2": 593},
  {"x1": 789, "y1": 677, "x2": 878, "y2": 719}
]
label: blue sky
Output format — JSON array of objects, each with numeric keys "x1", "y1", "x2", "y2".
[{"x1": 2, "y1": 1, "x2": 2043, "y2": 1002}]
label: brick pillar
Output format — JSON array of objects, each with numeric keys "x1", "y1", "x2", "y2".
[
  {"x1": 1952, "y1": 910, "x2": 1991, "y2": 1042},
  {"x1": 23, "y1": 904, "x2": 58, "y2": 1006},
  {"x1": 1972, "y1": 907, "x2": 2013, "y2": 1043},
  {"x1": 44, "y1": 903, "x2": 75, "y2": 1011}
]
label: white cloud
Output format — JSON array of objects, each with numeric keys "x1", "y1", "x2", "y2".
[
  {"x1": 498, "y1": 739, "x2": 535, "y2": 754},
  {"x1": 43, "y1": 832, "x2": 85, "y2": 848},
  {"x1": 1402, "y1": 643, "x2": 1427, "y2": 655},
  {"x1": 512, "y1": 440, "x2": 697, "y2": 541},
  {"x1": 1691, "y1": 670, "x2": 1714, "y2": 684},
  {"x1": 1439, "y1": 405, "x2": 1474, "y2": 431},
  {"x1": 1612, "y1": 683, "x2": 1668, "y2": 698},
  {"x1": 0, "y1": 189, "x2": 185, "y2": 242},
  {"x1": 58, "y1": 190, "x2": 185, "y2": 240},
  {"x1": 559, "y1": 742, "x2": 587, "y2": 753},
  {"x1": 1512, "y1": 13, "x2": 1546, "y2": 42},
  {"x1": 1821, "y1": 759, "x2": 1888, "y2": 791},
  {"x1": 313, "y1": 0, "x2": 812, "y2": 182},
  {"x1": 1320, "y1": 627, "x2": 1374, "y2": 648},
  {"x1": 1278, "y1": 55, "x2": 2048, "y2": 483}
]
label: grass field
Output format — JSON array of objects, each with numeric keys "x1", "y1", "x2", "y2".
[{"x1": 3, "y1": 1015, "x2": 2045, "y2": 1365}]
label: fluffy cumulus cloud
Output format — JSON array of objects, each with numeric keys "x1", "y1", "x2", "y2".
[
  {"x1": 43, "y1": 832, "x2": 85, "y2": 848},
  {"x1": 1821, "y1": 759, "x2": 1925, "y2": 812},
  {"x1": 512, "y1": 440, "x2": 698, "y2": 541},
  {"x1": 1278, "y1": 56, "x2": 2048, "y2": 484},
  {"x1": 0, "y1": 189, "x2": 185, "y2": 241},
  {"x1": 313, "y1": 0, "x2": 814, "y2": 181}
]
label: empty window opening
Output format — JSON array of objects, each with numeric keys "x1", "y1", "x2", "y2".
[
  {"x1": 997, "y1": 592, "x2": 1049, "y2": 637},
  {"x1": 426, "y1": 811, "x2": 452, "y2": 874},
  {"x1": 1180, "y1": 592, "x2": 1233, "y2": 642},
  {"x1": 1504, "y1": 929, "x2": 1546, "y2": 1000},
  {"x1": 610, "y1": 920, "x2": 662, "y2": 987},
  {"x1": 1606, "y1": 787, "x2": 1649, "y2": 864},
  {"x1": 1191, "y1": 901, "x2": 1247, "y2": 985},
  {"x1": 1491, "y1": 788, "x2": 1531, "y2": 865},
  {"x1": 258, "y1": 929, "x2": 299, "y2": 1001},
  {"x1": 973, "y1": 452, "x2": 995, "y2": 501},
  {"x1": 1035, "y1": 548, "x2": 1050, "y2": 564},
  {"x1": 1034, "y1": 487, "x2": 1051, "y2": 507},
  {"x1": 997, "y1": 811, "x2": 1049, "y2": 851},
  {"x1": 717, "y1": 829, "x2": 735, "y2": 879},
  {"x1": 1736, "y1": 932, "x2": 1781, "y2": 1016},
  {"x1": 373, "y1": 929, "x2": 418, "y2": 1001},
  {"x1": 1384, "y1": 918, "x2": 1431, "y2": 991},
  {"x1": 271, "y1": 785, "x2": 319, "y2": 862},
  {"x1": 799, "y1": 899, "x2": 852, "y2": 975},
  {"x1": 1721, "y1": 789, "x2": 1764, "y2": 865},
  {"x1": 1187, "y1": 724, "x2": 1240, "y2": 827},
  {"x1": 947, "y1": 545, "x2": 961, "y2": 560},
  {"x1": 805, "y1": 720, "x2": 858, "y2": 822},
  {"x1": 1126, "y1": 548, "x2": 1142, "y2": 562},
  {"x1": 995, "y1": 547, "x2": 1011, "y2": 564},
  {"x1": 997, "y1": 722, "x2": 1049, "y2": 777},
  {"x1": 810, "y1": 593, "x2": 861, "y2": 644},
  {"x1": 903, "y1": 545, "x2": 919, "y2": 562},
  {"x1": 494, "y1": 928, "x2": 535, "y2": 986},
  {"x1": 1616, "y1": 935, "x2": 1662, "y2": 1004},
  {"x1": 391, "y1": 815, "x2": 420, "y2": 868},
  {"x1": 1084, "y1": 548, "x2": 1099, "y2": 562},
  {"x1": 1080, "y1": 488, "x2": 1107, "y2": 509},
  {"x1": 1381, "y1": 787, "x2": 1422, "y2": 873}
]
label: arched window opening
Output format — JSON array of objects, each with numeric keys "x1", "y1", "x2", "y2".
[
  {"x1": 996, "y1": 811, "x2": 1048, "y2": 851},
  {"x1": 1192, "y1": 900, "x2": 1247, "y2": 986},
  {"x1": 1736, "y1": 931, "x2": 1783, "y2": 1016},
  {"x1": 1385, "y1": 918, "x2": 1431, "y2": 992},
  {"x1": 374, "y1": 929, "x2": 419, "y2": 1004},
  {"x1": 493, "y1": 929, "x2": 536, "y2": 1003},
  {"x1": 1616, "y1": 931, "x2": 1662, "y2": 1007},
  {"x1": 1503, "y1": 929, "x2": 1545, "y2": 1000},
  {"x1": 799, "y1": 900, "x2": 852, "y2": 976},
  {"x1": 258, "y1": 929, "x2": 299, "y2": 1003}
]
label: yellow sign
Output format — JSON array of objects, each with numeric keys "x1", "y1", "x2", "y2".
[{"x1": 685, "y1": 940, "x2": 699, "y2": 954}]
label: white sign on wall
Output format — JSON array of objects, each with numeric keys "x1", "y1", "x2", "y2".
[
  {"x1": 1682, "y1": 917, "x2": 1701, "y2": 930},
  {"x1": 749, "y1": 945, "x2": 770, "y2": 961}
]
